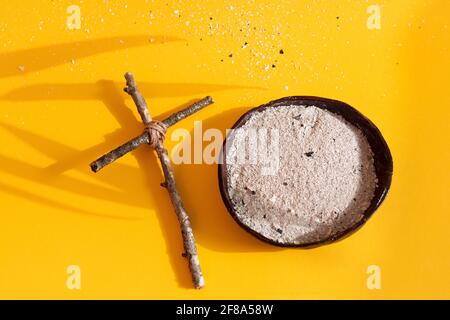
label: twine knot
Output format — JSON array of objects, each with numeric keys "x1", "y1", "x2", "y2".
[{"x1": 145, "y1": 120, "x2": 167, "y2": 147}]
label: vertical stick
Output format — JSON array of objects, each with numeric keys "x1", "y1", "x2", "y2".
[
  {"x1": 122, "y1": 72, "x2": 205, "y2": 289},
  {"x1": 155, "y1": 145, "x2": 205, "y2": 289},
  {"x1": 124, "y1": 72, "x2": 151, "y2": 124}
]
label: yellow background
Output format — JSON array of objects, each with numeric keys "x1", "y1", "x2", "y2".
[{"x1": 0, "y1": 0, "x2": 448, "y2": 299}]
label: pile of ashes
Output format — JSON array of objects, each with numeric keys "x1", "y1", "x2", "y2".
[{"x1": 225, "y1": 105, "x2": 378, "y2": 245}]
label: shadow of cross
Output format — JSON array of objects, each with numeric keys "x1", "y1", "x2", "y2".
[{"x1": 90, "y1": 72, "x2": 213, "y2": 289}]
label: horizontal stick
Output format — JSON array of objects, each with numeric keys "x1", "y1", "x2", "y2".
[
  {"x1": 90, "y1": 96, "x2": 213, "y2": 172},
  {"x1": 90, "y1": 133, "x2": 148, "y2": 172},
  {"x1": 163, "y1": 96, "x2": 213, "y2": 127}
]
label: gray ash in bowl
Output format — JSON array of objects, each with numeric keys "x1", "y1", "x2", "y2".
[{"x1": 224, "y1": 105, "x2": 378, "y2": 245}]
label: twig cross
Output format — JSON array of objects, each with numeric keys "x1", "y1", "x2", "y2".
[{"x1": 90, "y1": 72, "x2": 213, "y2": 289}]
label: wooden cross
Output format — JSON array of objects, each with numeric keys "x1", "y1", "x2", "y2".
[{"x1": 90, "y1": 72, "x2": 213, "y2": 289}]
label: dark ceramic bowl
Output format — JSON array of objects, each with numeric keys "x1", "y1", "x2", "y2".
[{"x1": 218, "y1": 96, "x2": 393, "y2": 248}]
